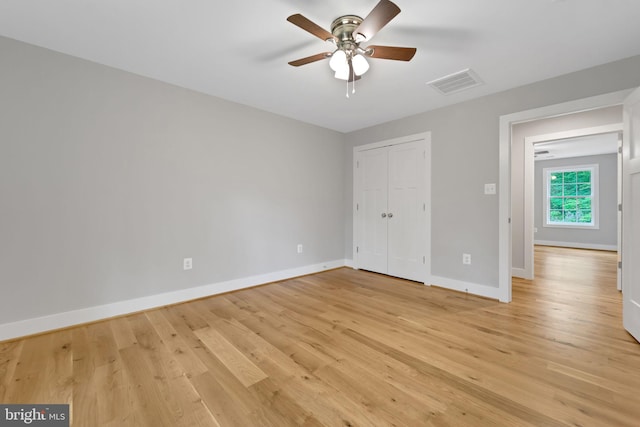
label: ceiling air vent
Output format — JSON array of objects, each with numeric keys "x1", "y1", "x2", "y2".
[{"x1": 427, "y1": 68, "x2": 483, "y2": 95}]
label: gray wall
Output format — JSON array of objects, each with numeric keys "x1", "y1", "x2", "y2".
[
  {"x1": 344, "y1": 56, "x2": 640, "y2": 288},
  {"x1": 0, "y1": 37, "x2": 345, "y2": 324},
  {"x1": 2, "y1": 34, "x2": 640, "y2": 327},
  {"x1": 511, "y1": 106, "x2": 622, "y2": 268},
  {"x1": 534, "y1": 154, "x2": 618, "y2": 247}
]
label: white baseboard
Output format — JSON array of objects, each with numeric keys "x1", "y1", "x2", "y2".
[
  {"x1": 429, "y1": 275, "x2": 502, "y2": 301},
  {"x1": 512, "y1": 267, "x2": 533, "y2": 280},
  {"x1": 534, "y1": 240, "x2": 617, "y2": 251},
  {"x1": 344, "y1": 259, "x2": 354, "y2": 268},
  {"x1": 0, "y1": 259, "x2": 348, "y2": 342}
]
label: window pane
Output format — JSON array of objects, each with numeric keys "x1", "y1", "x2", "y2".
[
  {"x1": 563, "y1": 171, "x2": 577, "y2": 183},
  {"x1": 577, "y1": 170, "x2": 591, "y2": 182},
  {"x1": 579, "y1": 211, "x2": 592, "y2": 223},
  {"x1": 578, "y1": 198, "x2": 592, "y2": 210},
  {"x1": 550, "y1": 184, "x2": 563, "y2": 196},
  {"x1": 564, "y1": 184, "x2": 577, "y2": 196},
  {"x1": 550, "y1": 198, "x2": 563, "y2": 210},
  {"x1": 564, "y1": 210, "x2": 577, "y2": 222},
  {"x1": 563, "y1": 198, "x2": 577, "y2": 210},
  {"x1": 577, "y1": 183, "x2": 591, "y2": 196},
  {"x1": 550, "y1": 210, "x2": 563, "y2": 222},
  {"x1": 550, "y1": 172, "x2": 562, "y2": 182}
]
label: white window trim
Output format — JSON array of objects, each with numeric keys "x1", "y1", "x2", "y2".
[{"x1": 542, "y1": 164, "x2": 599, "y2": 229}]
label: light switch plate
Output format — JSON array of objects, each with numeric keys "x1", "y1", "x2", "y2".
[{"x1": 484, "y1": 183, "x2": 496, "y2": 195}]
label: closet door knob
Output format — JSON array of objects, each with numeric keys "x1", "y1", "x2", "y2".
[
  {"x1": 388, "y1": 213, "x2": 394, "y2": 218},
  {"x1": 381, "y1": 213, "x2": 387, "y2": 218}
]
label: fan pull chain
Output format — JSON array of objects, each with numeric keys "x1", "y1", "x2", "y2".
[
  {"x1": 352, "y1": 65, "x2": 356, "y2": 95},
  {"x1": 345, "y1": 64, "x2": 356, "y2": 98}
]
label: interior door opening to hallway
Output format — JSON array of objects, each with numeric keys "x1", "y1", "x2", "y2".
[{"x1": 499, "y1": 87, "x2": 640, "y2": 342}]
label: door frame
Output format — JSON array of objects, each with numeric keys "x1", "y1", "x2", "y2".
[
  {"x1": 353, "y1": 131, "x2": 432, "y2": 284},
  {"x1": 498, "y1": 89, "x2": 633, "y2": 302},
  {"x1": 617, "y1": 132, "x2": 623, "y2": 291}
]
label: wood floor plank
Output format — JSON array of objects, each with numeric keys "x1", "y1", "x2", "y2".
[
  {"x1": 38, "y1": 330, "x2": 73, "y2": 405},
  {"x1": 1, "y1": 246, "x2": 639, "y2": 426},
  {"x1": 119, "y1": 321, "x2": 218, "y2": 426},
  {"x1": 340, "y1": 328, "x2": 566, "y2": 427},
  {"x1": 144, "y1": 309, "x2": 209, "y2": 378},
  {"x1": 194, "y1": 326, "x2": 268, "y2": 387},
  {"x1": 3, "y1": 334, "x2": 53, "y2": 403},
  {"x1": 118, "y1": 344, "x2": 185, "y2": 426},
  {"x1": 248, "y1": 378, "x2": 323, "y2": 427},
  {"x1": 189, "y1": 371, "x2": 256, "y2": 427},
  {"x1": 196, "y1": 295, "x2": 256, "y2": 322},
  {"x1": 109, "y1": 315, "x2": 138, "y2": 350},
  {"x1": 92, "y1": 348, "x2": 146, "y2": 426},
  {"x1": 313, "y1": 360, "x2": 432, "y2": 426},
  {"x1": 0, "y1": 340, "x2": 23, "y2": 402},
  {"x1": 70, "y1": 326, "x2": 99, "y2": 426}
]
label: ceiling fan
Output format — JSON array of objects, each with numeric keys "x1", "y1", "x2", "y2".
[{"x1": 287, "y1": 0, "x2": 416, "y2": 86}]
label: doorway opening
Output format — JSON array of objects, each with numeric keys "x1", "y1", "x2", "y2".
[
  {"x1": 497, "y1": 89, "x2": 634, "y2": 302},
  {"x1": 518, "y1": 123, "x2": 623, "y2": 291}
]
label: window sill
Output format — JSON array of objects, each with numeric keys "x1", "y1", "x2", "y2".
[{"x1": 543, "y1": 223, "x2": 599, "y2": 230}]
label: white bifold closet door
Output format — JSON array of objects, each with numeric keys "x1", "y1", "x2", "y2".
[{"x1": 355, "y1": 138, "x2": 428, "y2": 283}]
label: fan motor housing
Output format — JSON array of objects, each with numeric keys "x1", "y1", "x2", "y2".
[{"x1": 331, "y1": 15, "x2": 363, "y2": 49}]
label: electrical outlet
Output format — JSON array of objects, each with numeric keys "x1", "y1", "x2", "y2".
[
  {"x1": 534, "y1": 227, "x2": 538, "y2": 233},
  {"x1": 462, "y1": 253, "x2": 471, "y2": 265},
  {"x1": 297, "y1": 244, "x2": 303, "y2": 254},
  {"x1": 183, "y1": 258, "x2": 193, "y2": 270}
]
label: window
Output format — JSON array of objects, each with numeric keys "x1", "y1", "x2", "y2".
[{"x1": 543, "y1": 164, "x2": 599, "y2": 229}]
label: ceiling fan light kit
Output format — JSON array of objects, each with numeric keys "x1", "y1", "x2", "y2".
[
  {"x1": 351, "y1": 54, "x2": 370, "y2": 77},
  {"x1": 287, "y1": 0, "x2": 416, "y2": 94},
  {"x1": 329, "y1": 49, "x2": 347, "y2": 72}
]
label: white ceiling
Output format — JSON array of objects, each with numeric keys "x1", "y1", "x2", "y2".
[
  {"x1": 534, "y1": 133, "x2": 619, "y2": 161},
  {"x1": 1, "y1": 0, "x2": 640, "y2": 133}
]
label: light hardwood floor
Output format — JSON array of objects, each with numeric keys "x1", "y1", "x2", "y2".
[{"x1": 1, "y1": 246, "x2": 639, "y2": 426}]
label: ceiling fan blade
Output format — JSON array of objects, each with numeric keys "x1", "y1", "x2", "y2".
[
  {"x1": 365, "y1": 45, "x2": 416, "y2": 61},
  {"x1": 353, "y1": 0, "x2": 401, "y2": 42},
  {"x1": 288, "y1": 52, "x2": 331, "y2": 67},
  {"x1": 287, "y1": 14, "x2": 337, "y2": 42}
]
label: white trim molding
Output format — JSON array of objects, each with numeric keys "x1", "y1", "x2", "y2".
[
  {"x1": 534, "y1": 240, "x2": 617, "y2": 251},
  {"x1": 0, "y1": 259, "x2": 349, "y2": 342},
  {"x1": 429, "y1": 275, "x2": 503, "y2": 301},
  {"x1": 512, "y1": 268, "x2": 529, "y2": 279}
]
